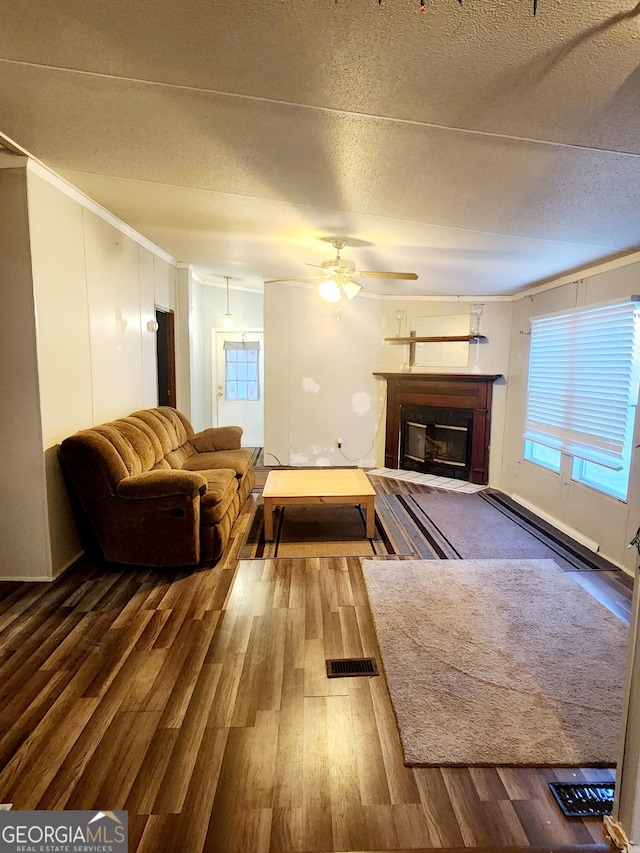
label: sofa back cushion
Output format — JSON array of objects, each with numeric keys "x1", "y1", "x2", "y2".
[
  {"x1": 93, "y1": 422, "x2": 157, "y2": 475},
  {"x1": 60, "y1": 429, "x2": 130, "y2": 509},
  {"x1": 130, "y1": 407, "x2": 196, "y2": 469},
  {"x1": 61, "y1": 417, "x2": 161, "y2": 508}
]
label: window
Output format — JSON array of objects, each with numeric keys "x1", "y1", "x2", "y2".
[
  {"x1": 224, "y1": 339, "x2": 260, "y2": 401},
  {"x1": 571, "y1": 396, "x2": 635, "y2": 500},
  {"x1": 524, "y1": 299, "x2": 640, "y2": 500},
  {"x1": 572, "y1": 452, "x2": 632, "y2": 501},
  {"x1": 523, "y1": 439, "x2": 561, "y2": 472}
]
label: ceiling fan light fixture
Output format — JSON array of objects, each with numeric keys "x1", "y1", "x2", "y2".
[
  {"x1": 341, "y1": 280, "x2": 362, "y2": 301},
  {"x1": 318, "y1": 278, "x2": 342, "y2": 303},
  {"x1": 270, "y1": 238, "x2": 418, "y2": 304}
]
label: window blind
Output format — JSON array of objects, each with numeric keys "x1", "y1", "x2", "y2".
[{"x1": 524, "y1": 300, "x2": 640, "y2": 470}]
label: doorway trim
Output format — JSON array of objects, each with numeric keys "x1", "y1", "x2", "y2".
[{"x1": 213, "y1": 328, "x2": 264, "y2": 447}]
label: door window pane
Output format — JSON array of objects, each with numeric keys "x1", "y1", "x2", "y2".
[{"x1": 224, "y1": 341, "x2": 260, "y2": 401}]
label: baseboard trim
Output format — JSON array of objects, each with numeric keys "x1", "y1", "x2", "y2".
[
  {"x1": 52, "y1": 548, "x2": 86, "y2": 581},
  {"x1": 0, "y1": 548, "x2": 87, "y2": 584},
  {"x1": 485, "y1": 489, "x2": 629, "y2": 574},
  {"x1": 509, "y1": 492, "x2": 632, "y2": 575},
  {"x1": 511, "y1": 493, "x2": 600, "y2": 553}
]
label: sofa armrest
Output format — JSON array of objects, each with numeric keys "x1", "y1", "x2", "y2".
[
  {"x1": 190, "y1": 425, "x2": 243, "y2": 452},
  {"x1": 116, "y1": 470, "x2": 207, "y2": 500}
]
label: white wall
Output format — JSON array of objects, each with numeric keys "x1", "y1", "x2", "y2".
[
  {"x1": 501, "y1": 273, "x2": 640, "y2": 572},
  {"x1": 28, "y1": 171, "x2": 93, "y2": 577},
  {"x1": 0, "y1": 160, "x2": 178, "y2": 581},
  {"x1": 265, "y1": 283, "x2": 383, "y2": 468},
  {"x1": 0, "y1": 160, "x2": 52, "y2": 581}
]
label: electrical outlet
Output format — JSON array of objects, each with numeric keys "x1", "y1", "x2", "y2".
[{"x1": 336, "y1": 438, "x2": 342, "y2": 449}]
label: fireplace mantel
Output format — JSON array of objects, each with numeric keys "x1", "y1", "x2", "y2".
[{"x1": 373, "y1": 372, "x2": 502, "y2": 485}]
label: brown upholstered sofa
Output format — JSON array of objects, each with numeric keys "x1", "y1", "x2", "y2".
[{"x1": 59, "y1": 406, "x2": 255, "y2": 567}]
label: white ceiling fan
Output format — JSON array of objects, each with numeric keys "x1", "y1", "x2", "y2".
[{"x1": 265, "y1": 238, "x2": 418, "y2": 303}]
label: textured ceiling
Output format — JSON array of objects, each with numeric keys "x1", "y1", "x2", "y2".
[{"x1": 0, "y1": 0, "x2": 639, "y2": 296}]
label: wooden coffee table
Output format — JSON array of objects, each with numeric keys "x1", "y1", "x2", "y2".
[{"x1": 262, "y1": 468, "x2": 376, "y2": 541}]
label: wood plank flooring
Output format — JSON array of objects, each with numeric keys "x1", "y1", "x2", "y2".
[{"x1": 0, "y1": 487, "x2": 627, "y2": 852}]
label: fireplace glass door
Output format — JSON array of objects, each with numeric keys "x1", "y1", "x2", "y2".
[{"x1": 401, "y1": 406, "x2": 473, "y2": 480}]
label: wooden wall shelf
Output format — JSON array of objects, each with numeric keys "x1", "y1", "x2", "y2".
[{"x1": 384, "y1": 335, "x2": 488, "y2": 343}]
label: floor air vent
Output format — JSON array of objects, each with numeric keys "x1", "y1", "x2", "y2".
[
  {"x1": 326, "y1": 657, "x2": 379, "y2": 678},
  {"x1": 549, "y1": 782, "x2": 614, "y2": 817}
]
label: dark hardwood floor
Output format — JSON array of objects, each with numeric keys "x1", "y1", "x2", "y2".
[{"x1": 0, "y1": 481, "x2": 628, "y2": 852}]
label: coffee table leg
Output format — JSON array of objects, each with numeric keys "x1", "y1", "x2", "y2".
[
  {"x1": 263, "y1": 498, "x2": 275, "y2": 541},
  {"x1": 365, "y1": 495, "x2": 375, "y2": 538}
]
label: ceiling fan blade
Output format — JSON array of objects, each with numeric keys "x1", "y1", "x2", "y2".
[{"x1": 356, "y1": 271, "x2": 418, "y2": 280}]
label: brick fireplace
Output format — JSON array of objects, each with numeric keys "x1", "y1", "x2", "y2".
[{"x1": 373, "y1": 373, "x2": 502, "y2": 485}]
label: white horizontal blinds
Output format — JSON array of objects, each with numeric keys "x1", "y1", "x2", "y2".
[{"x1": 524, "y1": 300, "x2": 640, "y2": 470}]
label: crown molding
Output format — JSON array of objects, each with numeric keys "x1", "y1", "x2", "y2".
[
  {"x1": 380, "y1": 293, "x2": 511, "y2": 302},
  {"x1": 0, "y1": 131, "x2": 173, "y2": 263},
  {"x1": 514, "y1": 250, "x2": 640, "y2": 299},
  {"x1": 26, "y1": 160, "x2": 176, "y2": 264}
]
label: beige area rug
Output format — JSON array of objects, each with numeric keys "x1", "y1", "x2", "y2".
[{"x1": 361, "y1": 558, "x2": 629, "y2": 766}]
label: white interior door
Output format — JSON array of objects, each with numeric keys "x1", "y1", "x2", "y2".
[{"x1": 214, "y1": 330, "x2": 264, "y2": 447}]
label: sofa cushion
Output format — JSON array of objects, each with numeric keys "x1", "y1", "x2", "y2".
[
  {"x1": 120, "y1": 416, "x2": 166, "y2": 466},
  {"x1": 190, "y1": 426, "x2": 242, "y2": 452},
  {"x1": 182, "y1": 447, "x2": 253, "y2": 479},
  {"x1": 102, "y1": 419, "x2": 159, "y2": 473},
  {"x1": 59, "y1": 430, "x2": 130, "y2": 506},
  {"x1": 164, "y1": 444, "x2": 197, "y2": 469},
  {"x1": 90, "y1": 424, "x2": 148, "y2": 477},
  {"x1": 199, "y1": 468, "x2": 238, "y2": 524},
  {"x1": 116, "y1": 469, "x2": 208, "y2": 500},
  {"x1": 129, "y1": 407, "x2": 194, "y2": 457}
]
